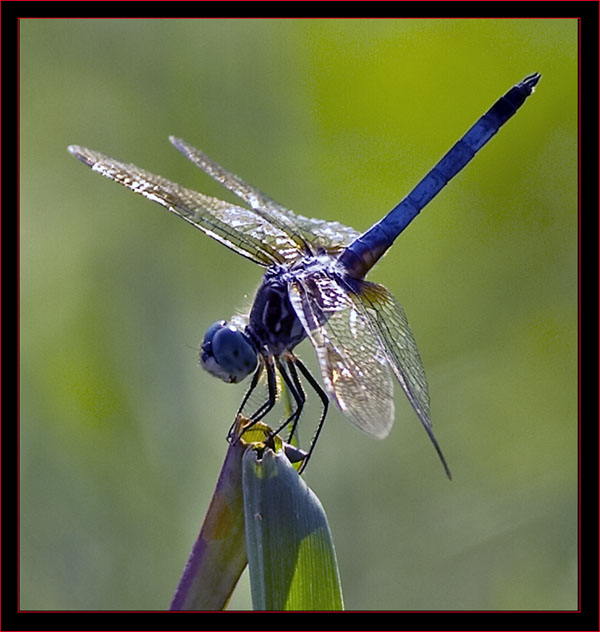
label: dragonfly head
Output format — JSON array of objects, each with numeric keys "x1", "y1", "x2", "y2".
[{"x1": 200, "y1": 320, "x2": 258, "y2": 384}]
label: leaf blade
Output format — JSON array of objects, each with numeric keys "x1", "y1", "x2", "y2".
[{"x1": 242, "y1": 449, "x2": 343, "y2": 611}]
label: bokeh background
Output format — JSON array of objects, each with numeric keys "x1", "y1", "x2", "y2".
[{"x1": 20, "y1": 19, "x2": 577, "y2": 611}]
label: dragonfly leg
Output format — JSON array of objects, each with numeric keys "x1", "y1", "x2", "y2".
[
  {"x1": 232, "y1": 355, "x2": 278, "y2": 442},
  {"x1": 249, "y1": 356, "x2": 278, "y2": 422},
  {"x1": 268, "y1": 356, "x2": 306, "y2": 442},
  {"x1": 227, "y1": 363, "x2": 263, "y2": 441},
  {"x1": 282, "y1": 358, "x2": 306, "y2": 445},
  {"x1": 294, "y1": 358, "x2": 329, "y2": 474}
]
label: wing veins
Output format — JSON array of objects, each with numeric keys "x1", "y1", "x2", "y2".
[
  {"x1": 170, "y1": 137, "x2": 361, "y2": 254},
  {"x1": 289, "y1": 274, "x2": 394, "y2": 438},
  {"x1": 68, "y1": 145, "x2": 300, "y2": 266}
]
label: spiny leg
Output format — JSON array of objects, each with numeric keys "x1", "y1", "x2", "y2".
[
  {"x1": 294, "y1": 358, "x2": 329, "y2": 474},
  {"x1": 268, "y1": 356, "x2": 306, "y2": 442},
  {"x1": 281, "y1": 358, "x2": 306, "y2": 445},
  {"x1": 228, "y1": 362, "x2": 264, "y2": 441},
  {"x1": 250, "y1": 356, "x2": 278, "y2": 421},
  {"x1": 233, "y1": 355, "x2": 279, "y2": 442}
]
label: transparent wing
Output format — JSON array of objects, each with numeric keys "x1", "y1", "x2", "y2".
[
  {"x1": 170, "y1": 137, "x2": 361, "y2": 254},
  {"x1": 68, "y1": 145, "x2": 303, "y2": 267},
  {"x1": 352, "y1": 282, "x2": 430, "y2": 423},
  {"x1": 354, "y1": 281, "x2": 451, "y2": 478},
  {"x1": 288, "y1": 272, "x2": 394, "y2": 438}
]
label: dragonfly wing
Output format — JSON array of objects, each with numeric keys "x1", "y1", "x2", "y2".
[
  {"x1": 288, "y1": 273, "x2": 394, "y2": 438},
  {"x1": 291, "y1": 215, "x2": 361, "y2": 256},
  {"x1": 68, "y1": 145, "x2": 303, "y2": 267},
  {"x1": 353, "y1": 281, "x2": 430, "y2": 422},
  {"x1": 353, "y1": 281, "x2": 452, "y2": 478},
  {"x1": 170, "y1": 137, "x2": 361, "y2": 254}
]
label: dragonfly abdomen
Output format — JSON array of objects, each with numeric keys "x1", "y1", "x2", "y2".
[{"x1": 338, "y1": 73, "x2": 541, "y2": 279}]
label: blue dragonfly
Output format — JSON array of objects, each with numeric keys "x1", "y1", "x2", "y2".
[{"x1": 69, "y1": 73, "x2": 540, "y2": 478}]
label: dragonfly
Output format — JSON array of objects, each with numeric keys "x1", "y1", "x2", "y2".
[{"x1": 69, "y1": 72, "x2": 540, "y2": 478}]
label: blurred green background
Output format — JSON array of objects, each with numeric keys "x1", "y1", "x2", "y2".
[{"x1": 20, "y1": 19, "x2": 577, "y2": 610}]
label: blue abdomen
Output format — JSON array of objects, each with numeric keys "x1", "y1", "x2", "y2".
[{"x1": 338, "y1": 73, "x2": 541, "y2": 279}]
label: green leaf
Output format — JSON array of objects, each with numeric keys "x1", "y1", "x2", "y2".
[{"x1": 242, "y1": 448, "x2": 344, "y2": 611}]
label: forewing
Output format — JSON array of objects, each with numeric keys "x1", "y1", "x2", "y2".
[
  {"x1": 68, "y1": 145, "x2": 302, "y2": 267},
  {"x1": 288, "y1": 273, "x2": 394, "y2": 438},
  {"x1": 354, "y1": 281, "x2": 452, "y2": 478},
  {"x1": 170, "y1": 137, "x2": 361, "y2": 254}
]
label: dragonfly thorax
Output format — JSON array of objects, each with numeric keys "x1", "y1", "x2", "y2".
[{"x1": 246, "y1": 266, "x2": 307, "y2": 356}]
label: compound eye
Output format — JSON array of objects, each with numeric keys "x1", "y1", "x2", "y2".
[
  {"x1": 202, "y1": 320, "x2": 227, "y2": 349},
  {"x1": 200, "y1": 321, "x2": 257, "y2": 383},
  {"x1": 212, "y1": 326, "x2": 257, "y2": 378}
]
